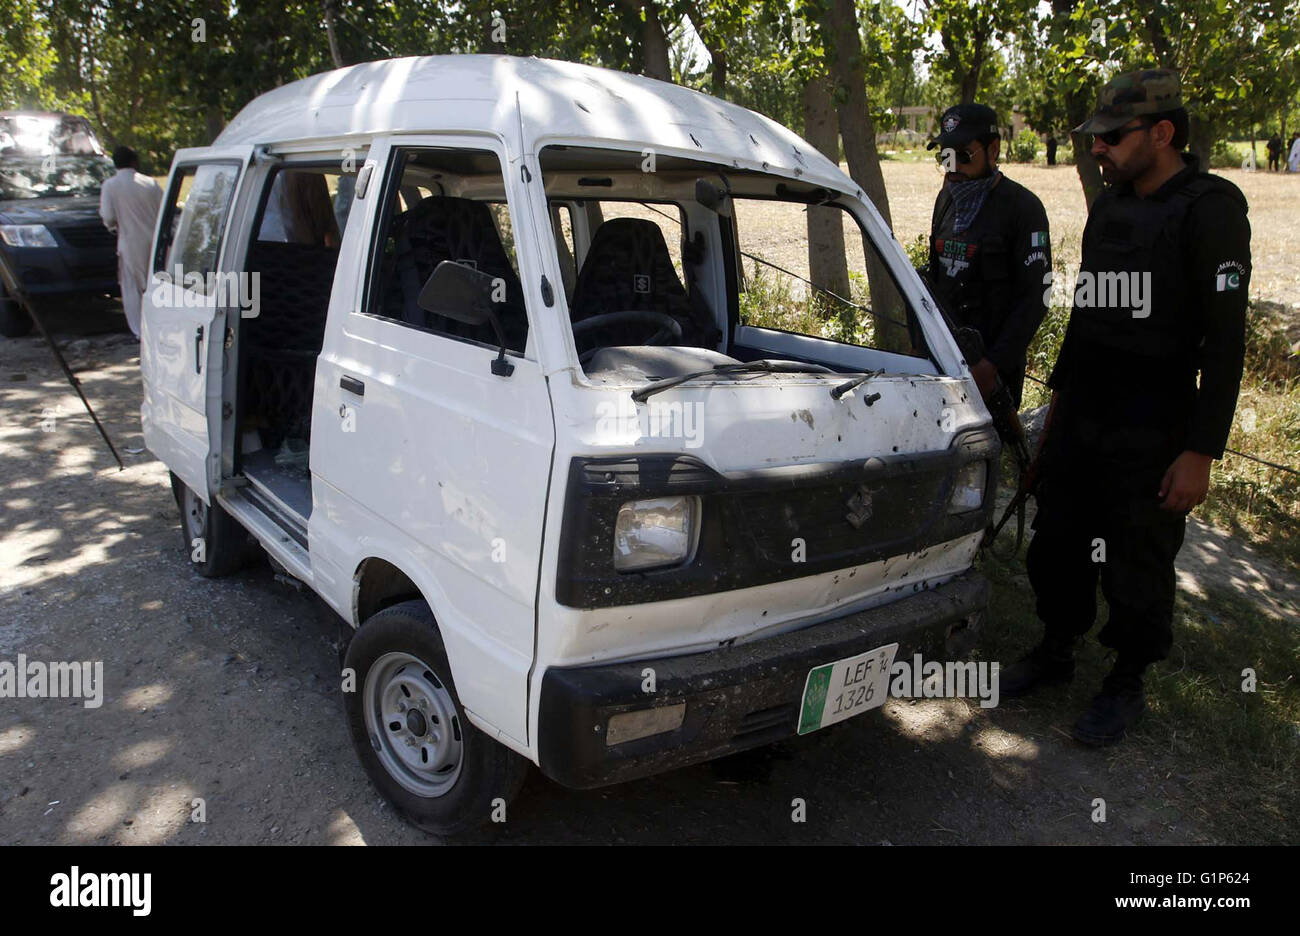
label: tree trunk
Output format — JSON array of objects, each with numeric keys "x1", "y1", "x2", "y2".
[
  {"x1": 205, "y1": 104, "x2": 226, "y2": 145},
  {"x1": 324, "y1": 0, "x2": 345, "y2": 69},
  {"x1": 802, "y1": 74, "x2": 851, "y2": 308},
  {"x1": 822, "y1": 0, "x2": 908, "y2": 350},
  {"x1": 639, "y1": 3, "x2": 673, "y2": 81},
  {"x1": 1188, "y1": 113, "x2": 1214, "y2": 170},
  {"x1": 1064, "y1": 86, "x2": 1104, "y2": 209},
  {"x1": 685, "y1": 6, "x2": 727, "y2": 97},
  {"x1": 959, "y1": 61, "x2": 982, "y2": 104}
]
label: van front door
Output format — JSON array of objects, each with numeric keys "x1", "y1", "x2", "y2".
[
  {"x1": 141, "y1": 146, "x2": 253, "y2": 500},
  {"x1": 311, "y1": 139, "x2": 555, "y2": 747}
]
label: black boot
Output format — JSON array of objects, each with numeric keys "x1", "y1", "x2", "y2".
[
  {"x1": 1071, "y1": 658, "x2": 1147, "y2": 747},
  {"x1": 999, "y1": 635, "x2": 1075, "y2": 698}
]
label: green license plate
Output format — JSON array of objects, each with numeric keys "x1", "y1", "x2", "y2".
[{"x1": 797, "y1": 642, "x2": 898, "y2": 735}]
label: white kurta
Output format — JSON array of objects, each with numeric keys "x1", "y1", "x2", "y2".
[
  {"x1": 99, "y1": 168, "x2": 163, "y2": 337},
  {"x1": 1290, "y1": 138, "x2": 1300, "y2": 173}
]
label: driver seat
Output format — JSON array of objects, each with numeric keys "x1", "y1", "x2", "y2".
[{"x1": 568, "y1": 218, "x2": 719, "y2": 353}]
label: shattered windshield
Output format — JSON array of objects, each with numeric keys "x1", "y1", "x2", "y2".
[
  {"x1": 0, "y1": 114, "x2": 104, "y2": 158},
  {"x1": 0, "y1": 156, "x2": 116, "y2": 199}
]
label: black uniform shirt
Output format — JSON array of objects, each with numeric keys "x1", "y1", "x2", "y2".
[
  {"x1": 1048, "y1": 154, "x2": 1250, "y2": 484},
  {"x1": 928, "y1": 174, "x2": 1052, "y2": 397}
]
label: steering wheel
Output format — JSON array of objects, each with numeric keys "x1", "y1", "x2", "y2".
[{"x1": 572, "y1": 310, "x2": 683, "y2": 363}]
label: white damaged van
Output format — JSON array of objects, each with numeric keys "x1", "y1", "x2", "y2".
[{"x1": 141, "y1": 55, "x2": 998, "y2": 833}]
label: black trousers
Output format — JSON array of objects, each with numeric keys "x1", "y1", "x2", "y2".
[{"x1": 1026, "y1": 480, "x2": 1187, "y2": 666}]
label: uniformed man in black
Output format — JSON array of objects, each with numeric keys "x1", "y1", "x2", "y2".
[
  {"x1": 1003, "y1": 70, "x2": 1251, "y2": 746},
  {"x1": 926, "y1": 103, "x2": 1051, "y2": 406}
]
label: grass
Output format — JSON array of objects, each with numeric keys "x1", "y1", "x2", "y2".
[{"x1": 977, "y1": 541, "x2": 1300, "y2": 844}]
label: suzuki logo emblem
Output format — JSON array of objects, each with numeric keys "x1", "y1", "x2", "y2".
[{"x1": 845, "y1": 484, "x2": 873, "y2": 529}]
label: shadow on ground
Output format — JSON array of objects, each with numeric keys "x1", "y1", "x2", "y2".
[{"x1": 1, "y1": 321, "x2": 1280, "y2": 845}]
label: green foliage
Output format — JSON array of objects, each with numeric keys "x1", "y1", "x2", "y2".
[
  {"x1": 902, "y1": 232, "x2": 929, "y2": 271},
  {"x1": 1209, "y1": 139, "x2": 1246, "y2": 168},
  {"x1": 1006, "y1": 128, "x2": 1040, "y2": 163}
]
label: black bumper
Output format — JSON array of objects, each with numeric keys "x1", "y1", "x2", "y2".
[{"x1": 538, "y1": 569, "x2": 989, "y2": 789}]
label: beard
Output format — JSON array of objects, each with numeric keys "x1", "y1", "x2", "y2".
[{"x1": 1097, "y1": 148, "x2": 1153, "y2": 183}]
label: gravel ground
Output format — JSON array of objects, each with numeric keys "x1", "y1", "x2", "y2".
[{"x1": 3, "y1": 311, "x2": 1290, "y2": 845}]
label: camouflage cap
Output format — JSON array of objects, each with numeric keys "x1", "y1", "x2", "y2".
[{"x1": 1074, "y1": 69, "x2": 1183, "y2": 135}]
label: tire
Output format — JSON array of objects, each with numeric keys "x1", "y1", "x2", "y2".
[
  {"x1": 343, "y1": 600, "x2": 529, "y2": 836},
  {"x1": 170, "y1": 472, "x2": 257, "y2": 578},
  {"x1": 0, "y1": 287, "x2": 32, "y2": 338}
]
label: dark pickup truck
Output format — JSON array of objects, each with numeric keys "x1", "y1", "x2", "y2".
[{"x1": 0, "y1": 112, "x2": 120, "y2": 337}]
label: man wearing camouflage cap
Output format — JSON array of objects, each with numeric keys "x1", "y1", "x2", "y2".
[
  {"x1": 924, "y1": 103, "x2": 1051, "y2": 408},
  {"x1": 1003, "y1": 70, "x2": 1250, "y2": 747}
]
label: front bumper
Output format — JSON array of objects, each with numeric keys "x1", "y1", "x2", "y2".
[
  {"x1": 537, "y1": 569, "x2": 989, "y2": 788},
  {"x1": 0, "y1": 244, "x2": 119, "y2": 301}
]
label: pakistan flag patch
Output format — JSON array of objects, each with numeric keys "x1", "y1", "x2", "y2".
[
  {"x1": 1215, "y1": 260, "x2": 1245, "y2": 291},
  {"x1": 1030, "y1": 231, "x2": 1049, "y2": 247}
]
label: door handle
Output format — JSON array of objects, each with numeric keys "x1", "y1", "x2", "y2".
[
  {"x1": 339, "y1": 375, "x2": 365, "y2": 396},
  {"x1": 194, "y1": 325, "x2": 204, "y2": 374}
]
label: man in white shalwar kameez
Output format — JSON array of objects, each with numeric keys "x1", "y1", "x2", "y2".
[
  {"x1": 99, "y1": 147, "x2": 163, "y2": 337},
  {"x1": 1289, "y1": 136, "x2": 1300, "y2": 174}
]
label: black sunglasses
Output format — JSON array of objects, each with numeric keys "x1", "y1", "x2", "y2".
[
  {"x1": 934, "y1": 147, "x2": 975, "y2": 165},
  {"x1": 1093, "y1": 121, "x2": 1148, "y2": 147}
]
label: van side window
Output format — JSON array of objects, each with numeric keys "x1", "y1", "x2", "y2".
[
  {"x1": 367, "y1": 148, "x2": 528, "y2": 353},
  {"x1": 550, "y1": 204, "x2": 576, "y2": 299},
  {"x1": 240, "y1": 163, "x2": 360, "y2": 456},
  {"x1": 156, "y1": 163, "x2": 240, "y2": 292},
  {"x1": 254, "y1": 167, "x2": 358, "y2": 246}
]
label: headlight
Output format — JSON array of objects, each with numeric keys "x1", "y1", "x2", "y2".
[
  {"x1": 948, "y1": 461, "x2": 987, "y2": 513},
  {"x1": 0, "y1": 224, "x2": 58, "y2": 248},
  {"x1": 613, "y1": 496, "x2": 699, "y2": 571}
]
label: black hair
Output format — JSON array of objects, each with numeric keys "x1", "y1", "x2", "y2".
[
  {"x1": 111, "y1": 146, "x2": 138, "y2": 169},
  {"x1": 1142, "y1": 107, "x2": 1189, "y2": 150}
]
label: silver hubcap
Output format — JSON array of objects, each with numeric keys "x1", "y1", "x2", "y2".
[
  {"x1": 182, "y1": 487, "x2": 206, "y2": 540},
  {"x1": 364, "y1": 652, "x2": 464, "y2": 797}
]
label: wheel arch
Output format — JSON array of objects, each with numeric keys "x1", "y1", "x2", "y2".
[{"x1": 353, "y1": 556, "x2": 427, "y2": 628}]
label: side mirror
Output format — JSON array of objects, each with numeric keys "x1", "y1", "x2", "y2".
[
  {"x1": 417, "y1": 260, "x2": 515, "y2": 377},
  {"x1": 694, "y1": 178, "x2": 732, "y2": 218}
]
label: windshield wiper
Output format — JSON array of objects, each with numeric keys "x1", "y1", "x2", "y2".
[
  {"x1": 630, "y1": 359, "x2": 835, "y2": 403},
  {"x1": 830, "y1": 368, "x2": 885, "y2": 400}
]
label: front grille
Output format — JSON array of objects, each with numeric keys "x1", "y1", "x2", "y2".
[
  {"x1": 57, "y1": 224, "x2": 115, "y2": 249},
  {"x1": 734, "y1": 468, "x2": 949, "y2": 566}
]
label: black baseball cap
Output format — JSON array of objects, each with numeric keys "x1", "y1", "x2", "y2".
[{"x1": 926, "y1": 104, "x2": 1000, "y2": 151}]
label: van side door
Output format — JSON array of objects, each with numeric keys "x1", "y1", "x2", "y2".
[
  {"x1": 310, "y1": 137, "x2": 555, "y2": 748},
  {"x1": 140, "y1": 146, "x2": 254, "y2": 500}
]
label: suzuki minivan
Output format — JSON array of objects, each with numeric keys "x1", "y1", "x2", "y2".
[{"x1": 141, "y1": 55, "x2": 998, "y2": 834}]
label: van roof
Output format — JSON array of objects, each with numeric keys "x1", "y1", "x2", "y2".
[{"x1": 215, "y1": 54, "x2": 847, "y2": 189}]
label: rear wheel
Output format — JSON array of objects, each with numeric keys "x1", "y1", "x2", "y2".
[
  {"x1": 170, "y1": 472, "x2": 257, "y2": 577},
  {"x1": 0, "y1": 283, "x2": 32, "y2": 338},
  {"x1": 343, "y1": 600, "x2": 529, "y2": 835}
]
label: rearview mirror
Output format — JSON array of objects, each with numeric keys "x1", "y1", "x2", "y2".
[
  {"x1": 417, "y1": 261, "x2": 515, "y2": 377},
  {"x1": 418, "y1": 260, "x2": 496, "y2": 326},
  {"x1": 694, "y1": 178, "x2": 732, "y2": 218}
]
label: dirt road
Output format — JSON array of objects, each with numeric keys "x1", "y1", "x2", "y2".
[{"x1": 4, "y1": 308, "x2": 1288, "y2": 845}]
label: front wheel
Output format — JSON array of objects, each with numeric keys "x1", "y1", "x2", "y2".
[{"x1": 343, "y1": 600, "x2": 529, "y2": 835}]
